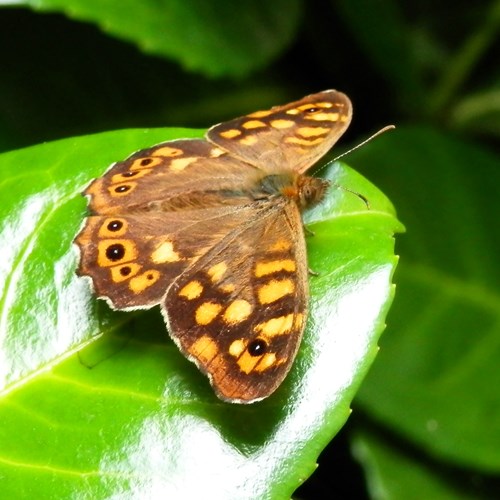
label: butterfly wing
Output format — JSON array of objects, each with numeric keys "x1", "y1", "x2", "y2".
[
  {"x1": 76, "y1": 139, "x2": 268, "y2": 309},
  {"x1": 163, "y1": 200, "x2": 308, "y2": 403},
  {"x1": 206, "y1": 89, "x2": 352, "y2": 174},
  {"x1": 84, "y1": 139, "x2": 264, "y2": 216},
  {"x1": 76, "y1": 206, "x2": 265, "y2": 309}
]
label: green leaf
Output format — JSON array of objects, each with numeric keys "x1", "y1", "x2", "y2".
[
  {"x1": 450, "y1": 87, "x2": 500, "y2": 138},
  {"x1": 19, "y1": 0, "x2": 301, "y2": 77},
  {"x1": 0, "y1": 129, "x2": 401, "y2": 497},
  {"x1": 352, "y1": 430, "x2": 479, "y2": 500},
  {"x1": 334, "y1": 0, "x2": 425, "y2": 112},
  {"x1": 351, "y1": 126, "x2": 500, "y2": 472}
]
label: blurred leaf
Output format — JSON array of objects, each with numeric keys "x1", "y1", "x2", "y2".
[
  {"x1": 19, "y1": 0, "x2": 301, "y2": 77},
  {"x1": 428, "y1": 0, "x2": 500, "y2": 114},
  {"x1": 0, "y1": 129, "x2": 401, "y2": 497},
  {"x1": 450, "y1": 87, "x2": 500, "y2": 138},
  {"x1": 334, "y1": 0, "x2": 425, "y2": 113},
  {"x1": 350, "y1": 126, "x2": 500, "y2": 472},
  {"x1": 352, "y1": 430, "x2": 480, "y2": 499}
]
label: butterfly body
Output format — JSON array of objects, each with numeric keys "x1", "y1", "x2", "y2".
[{"x1": 75, "y1": 90, "x2": 352, "y2": 403}]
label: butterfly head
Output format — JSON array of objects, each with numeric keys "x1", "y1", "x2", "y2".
[{"x1": 296, "y1": 175, "x2": 329, "y2": 210}]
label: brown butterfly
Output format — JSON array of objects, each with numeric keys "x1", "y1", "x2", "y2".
[{"x1": 75, "y1": 90, "x2": 352, "y2": 403}]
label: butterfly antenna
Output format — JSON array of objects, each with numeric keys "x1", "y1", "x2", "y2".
[
  {"x1": 318, "y1": 125, "x2": 395, "y2": 210},
  {"x1": 332, "y1": 125, "x2": 395, "y2": 162},
  {"x1": 331, "y1": 181, "x2": 371, "y2": 209}
]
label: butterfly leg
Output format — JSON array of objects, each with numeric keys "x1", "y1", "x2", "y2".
[{"x1": 304, "y1": 225, "x2": 315, "y2": 237}]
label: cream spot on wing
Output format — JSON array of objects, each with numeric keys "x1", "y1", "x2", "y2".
[
  {"x1": 210, "y1": 147, "x2": 226, "y2": 157},
  {"x1": 258, "y1": 279, "x2": 295, "y2": 304},
  {"x1": 223, "y1": 300, "x2": 253, "y2": 324},
  {"x1": 170, "y1": 157, "x2": 198, "y2": 171},
  {"x1": 270, "y1": 119, "x2": 295, "y2": 129},
  {"x1": 207, "y1": 262, "x2": 227, "y2": 283},
  {"x1": 151, "y1": 240, "x2": 181, "y2": 263},
  {"x1": 286, "y1": 109, "x2": 300, "y2": 115},
  {"x1": 179, "y1": 280, "x2": 203, "y2": 300},
  {"x1": 229, "y1": 339, "x2": 246, "y2": 357},
  {"x1": 195, "y1": 302, "x2": 222, "y2": 325}
]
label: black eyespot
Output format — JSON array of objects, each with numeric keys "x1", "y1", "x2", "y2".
[
  {"x1": 304, "y1": 107, "x2": 319, "y2": 113},
  {"x1": 146, "y1": 273, "x2": 154, "y2": 280},
  {"x1": 115, "y1": 185, "x2": 131, "y2": 193},
  {"x1": 106, "y1": 244, "x2": 125, "y2": 261},
  {"x1": 122, "y1": 171, "x2": 137, "y2": 177},
  {"x1": 120, "y1": 266, "x2": 131, "y2": 276},
  {"x1": 107, "y1": 220, "x2": 123, "y2": 232},
  {"x1": 248, "y1": 338, "x2": 267, "y2": 357},
  {"x1": 140, "y1": 158, "x2": 154, "y2": 166}
]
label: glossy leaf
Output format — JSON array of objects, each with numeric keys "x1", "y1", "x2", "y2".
[{"x1": 0, "y1": 129, "x2": 401, "y2": 497}]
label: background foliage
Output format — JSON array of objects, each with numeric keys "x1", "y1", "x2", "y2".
[{"x1": 1, "y1": 0, "x2": 499, "y2": 498}]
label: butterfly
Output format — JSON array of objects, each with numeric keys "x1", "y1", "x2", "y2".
[{"x1": 74, "y1": 90, "x2": 353, "y2": 403}]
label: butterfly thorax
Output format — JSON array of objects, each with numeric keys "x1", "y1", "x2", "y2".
[{"x1": 259, "y1": 173, "x2": 329, "y2": 210}]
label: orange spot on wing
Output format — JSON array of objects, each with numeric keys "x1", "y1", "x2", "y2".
[
  {"x1": 179, "y1": 280, "x2": 203, "y2": 300},
  {"x1": 255, "y1": 259, "x2": 296, "y2": 277},
  {"x1": 190, "y1": 335, "x2": 219, "y2": 364},
  {"x1": 258, "y1": 279, "x2": 295, "y2": 304},
  {"x1": 220, "y1": 129, "x2": 241, "y2": 139},
  {"x1": 195, "y1": 302, "x2": 222, "y2": 325},
  {"x1": 129, "y1": 270, "x2": 160, "y2": 293}
]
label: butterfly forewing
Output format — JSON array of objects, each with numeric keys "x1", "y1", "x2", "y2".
[
  {"x1": 207, "y1": 90, "x2": 352, "y2": 174},
  {"x1": 163, "y1": 202, "x2": 308, "y2": 403},
  {"x1": 86, "y1": 139, "x2": 271, "y2": 215}
]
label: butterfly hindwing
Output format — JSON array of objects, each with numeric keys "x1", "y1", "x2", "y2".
[{"x1": 163, "y1": 201, "x2": 308, "y2": 402}]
